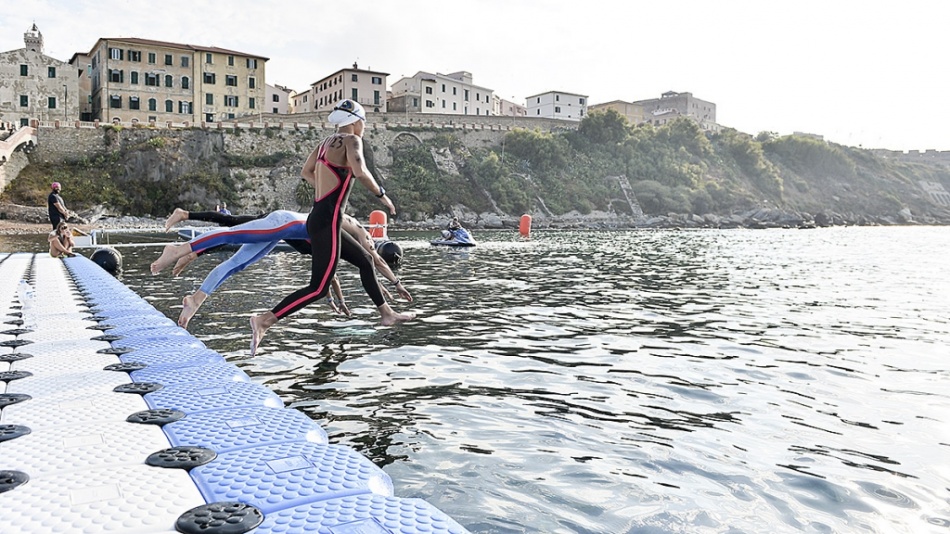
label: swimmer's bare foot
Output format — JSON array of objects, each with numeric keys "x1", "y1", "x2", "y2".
[
  {"x1": 178, "y1": 291, "x2": 207, "y2": 329},
  {"x1": 150, "y1": 243, "x2": 188, "y2": 275},
  {"x1": 250, "y1": 312, "x2": 277, "y2": 356},
  {"x1": 379, "y1": 305, "x2": 416, "y2": 326},
  {"x1": 164, "y1": 208, "x2": 189, "y2": 232},
  {"x1": 172, "y1": 252, "x2": 198, "y2": 276}
]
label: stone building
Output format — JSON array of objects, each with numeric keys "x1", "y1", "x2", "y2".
[
  {"x1": 588, "y1": 100, "x2": 648, "y2": 125},
  {"x1": 525, "y1": 90, "x2": 588, "y2": 121},
  {"x1": 86, "y1": 37, "x2": 267, "y2": 124},
  {"x1": 633, "y1": 91, "x2": 717, "y2": 130},
  {"x1": 0, "y1": 24, "x2": 79, "y2": 126},
  {"x1": 292, "y1": 63, "x2": 388, "y2": 115},
  {"x1": 389, "y1": 71, "x2": 494, "y2": 116}
]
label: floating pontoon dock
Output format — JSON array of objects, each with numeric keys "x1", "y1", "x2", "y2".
[{"x1": 0, "y1": 252, "x2": 467, "y2": 534}]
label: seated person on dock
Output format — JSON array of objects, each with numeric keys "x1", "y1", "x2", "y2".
[
  {"x1": 48, "y1": 222, "x2": 76, "y2": 258},
  {"x1": 154, "y1": 209, "x2": 413, "y2": 329}
]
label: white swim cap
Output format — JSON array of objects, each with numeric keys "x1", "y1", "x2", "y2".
[{"x1": 328, "y1": 99, "x2": 366, "y2": 126}]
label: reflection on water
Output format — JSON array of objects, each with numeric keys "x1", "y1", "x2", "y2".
[{"x1": 5, "y1": 226, "x2": 949, "y2": 533}]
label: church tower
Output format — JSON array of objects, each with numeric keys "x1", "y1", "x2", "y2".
[{"x1": 24, "y1": 23, "x2": 43, "y2": 54}]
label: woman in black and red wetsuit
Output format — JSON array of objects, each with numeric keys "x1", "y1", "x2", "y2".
[{"x1": 249, "y1": 99, "x2": 415, "y2": 355}]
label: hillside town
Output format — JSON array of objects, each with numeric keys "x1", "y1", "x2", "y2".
[{"x1": 0, "y1": 24, "x2": 720, "y2": 132}]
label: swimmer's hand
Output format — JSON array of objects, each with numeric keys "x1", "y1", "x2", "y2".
[{"x1": 327, "y1": 297, "x2": 351, "y2": 317}]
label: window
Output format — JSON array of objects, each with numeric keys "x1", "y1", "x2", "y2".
[
  {"x1": 248, "y1": 77, "x2": 255, "y2": 89},
  {"x1": 579, "y1": 97, "x2": 585, "y2": 105},
  {"x1": 181, "y1": 56, "x2": 189, "y2": 68},
  {"x1": 228, "y1": 55, "x2": 234, "y2": 66},
  {"x1": 181, "y1": 76, "x2": 189, "y2": 89},
  {"x1": 165, "y1": 75, "x2": 173, "y2": 88},
  {"x1": 224, "y1": 95, "x2": 238, "y2": 107},
  {"x1": 145, "y1": 73, "x2": 158, "y2": 86},
  {"x1": 48, "y1": 66, "x2": 56, "y2": 78},
  {"x1": 129, "y1": 50, "x2": 141, "y2": 62},
  {"x1": 164, "y1": 54, "x2": 173, "y2": 66},
  {"x1": 165, "y1": 99, "x2": 173, "y2": 112},
  {"x1": 351, "y1": 88, "x2": 358, "y2": 100},
  {"x1": 556, "y1": 95, "x2": 560, "y2": 101},
  {"x1": 179, "y1": 101, "x2": 192, "y2": 114},
  {"x1": 205, "y1": 53, "x2": 212, "y2": 64},
  {"x1": 226, "y1": 75, "x2": 237, "y2": 87},
  {"x1": 203, "y1": 72, "x2": 216, "y2": 84},
  {"x1": 19, "y1": 64, "x2": 27, "y2": 76},
  {"x1": 148, "y1": 52, "x2": 156, "y2": 64},
  {"x1": 555, "y1": 106, "x2": 561, "y2": 113},
  {"x1": 425, "y1": 86, "x2": 433, "y2": 95},
  {"x1": 373, "y1": 90, "x2": 380, "y2": 105},
  {"x1": 48, "y1": 96, "x2": 57, "y2": 109},
  {"x1": 351, "y1": 73, "x2": 358, "y2": 82},
  {"x1": 272, "y1": 94, "x2": 279, "y2": 102},
  {"x1": 442, "y1": 100, "x2": 446, "y2": 109},
  {"x1": 148, "y1": 98, "x2": 157, "y2": 111},
  {"x1": 110, "y1": 48, "x2": 123, "y2": 60},
  {"x1": 425, "y1": 100, "x2": 434, "y2": 108},
  {"x1": 110, "y1": 95, "x2": 122, "y2": 108},
  {"x1": 452, "y1": 102, "x2": 456, "y2": 111},
  {"x1": 441, "y1": 84, "x2": 446, "y2": 93},
  {"x1": 19, "y1": 95, "x2": 28, "y2": 107},
  {"x1": 205, "y1": 113, "x2": 214, "y2": 122},
  {"x1": 130, "y1": 71, "x2": 139, "y2": 84},
  {"x1": 109, "y1": 69, "x2": 123, "y2": 83},
  {"x1": 249, "y1": 97, "x2": 255, "y2": 109},
  {"x1": 464, "y1": 89, "x2": 469, "y2": 101},
  {"x1": 272, "y1": 107, "x2": 278, "y2": 113},
  {"x1": 129, "y1": 96, "x2": 140, "y2": 110},
  {"x1": 246, "y1": 58, "x2": 257, "y2": 69},
  {"x1": 371, "y1": 76, "x2": 382, "y2": 85},
  {"x1": 206, "y1": 94, "x2": 213, "y2": 105}
]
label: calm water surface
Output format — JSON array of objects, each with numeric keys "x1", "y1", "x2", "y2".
[{"x1": 3, "y1": 226, "x2": 949, "y2": 533}]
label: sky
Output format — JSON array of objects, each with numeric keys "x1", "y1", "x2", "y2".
[{"x1": 3, "y1": 0, "x2": 948, "y2": 151}]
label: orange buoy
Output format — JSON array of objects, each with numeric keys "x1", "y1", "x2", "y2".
[
  {"x1": 368, "y1": 210, "x2": 388, "y2": 239},
  {"x1": 519, "y1": 214, "x2": 532, "y2": 238}
]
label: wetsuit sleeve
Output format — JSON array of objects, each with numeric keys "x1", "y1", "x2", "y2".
[
  {"x1": 284, "y1": 239, "x2": 312, "y2": 255},
  {"x1": 187, "y1": 211, "x2": 261, "y2": 227}
]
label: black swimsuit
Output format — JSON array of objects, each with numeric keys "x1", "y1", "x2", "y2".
[{"x1": 270, "y1": 136, "x2": 377, "y2": 318}]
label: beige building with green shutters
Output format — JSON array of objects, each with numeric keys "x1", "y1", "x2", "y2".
[{"x1": 86, "y1": 37, "x2": 267, "y2": 124}]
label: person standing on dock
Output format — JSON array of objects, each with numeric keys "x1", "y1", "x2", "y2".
[
  {"x1": 47, "y1": 182, "x2": 70, "y2": 229},
  {"x1": 249, "y1": 99, "x2": 413, "y2": 356}
]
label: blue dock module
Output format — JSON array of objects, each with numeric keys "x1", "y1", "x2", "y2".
[{"x1": 0, "y1": 253, "x2": 469, "y2": 534}]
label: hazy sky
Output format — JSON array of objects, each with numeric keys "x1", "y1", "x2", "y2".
[{"x1": 3, "y1": 0, "x2": 946, "y2": 151}]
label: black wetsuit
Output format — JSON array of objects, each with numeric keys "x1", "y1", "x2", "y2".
[{"x1": 270, "y1": 135, "x2": 376, "y2": 319}]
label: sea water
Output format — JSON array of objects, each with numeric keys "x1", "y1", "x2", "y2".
[{"x1": 4, "y1": 226, "x2": 948, "y2": 533}]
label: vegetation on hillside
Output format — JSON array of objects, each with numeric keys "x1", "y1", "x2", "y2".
[{"x1": 4, "y1": 112, "x2": 949, "y2": 223}]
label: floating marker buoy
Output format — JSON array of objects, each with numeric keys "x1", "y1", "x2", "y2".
[
  {"x1": 375, "y1": 239, "x2": 404, "y2": 269},
  {"x1": 519, "y1": 214, "x2": 532, "y2": 238},
  {"x1": 368, "y1": 210, "x2": 388, "y2": 239},
  {"x1": 91, "y1": 247, "x2": 122, "y2": 274}
]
